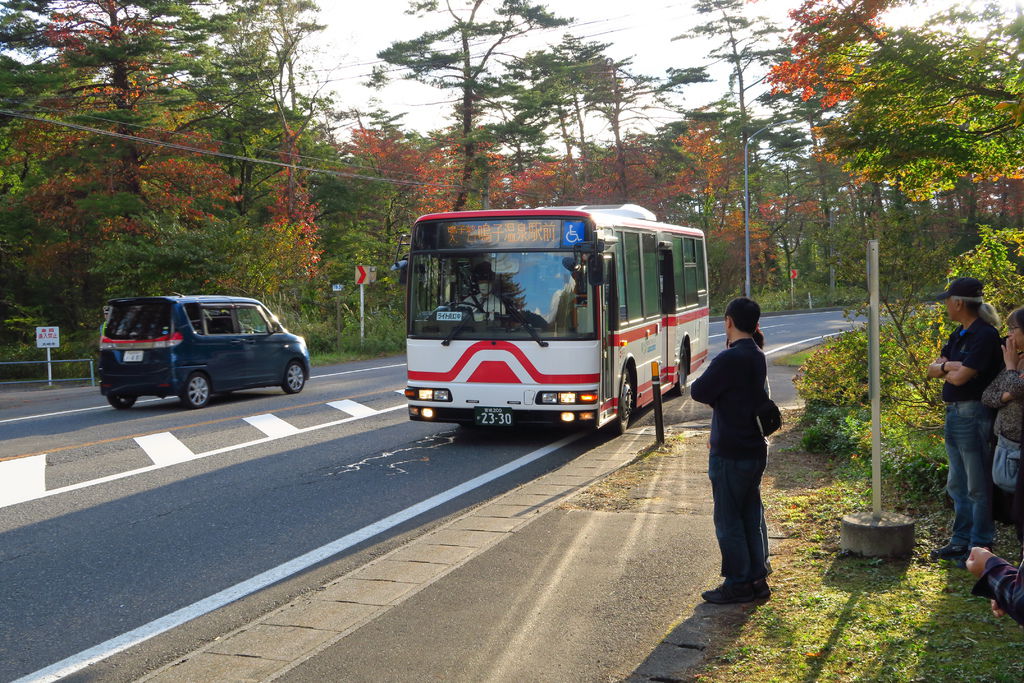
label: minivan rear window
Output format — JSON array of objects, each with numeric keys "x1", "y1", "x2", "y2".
[{"x1": 105, "y1": 302, "x2": 172, "y2": 341}]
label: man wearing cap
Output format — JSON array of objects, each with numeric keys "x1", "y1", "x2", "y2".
[{"x1": 927, "y1": 277, "x2": 1003, "y2": 565}]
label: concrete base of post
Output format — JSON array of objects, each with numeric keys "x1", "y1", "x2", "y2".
[{"x1": 840, "y1": 511, "x2": 915, "y2": 558}]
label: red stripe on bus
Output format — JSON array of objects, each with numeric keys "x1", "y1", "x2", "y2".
[
  {"x1": 611, "y1": 324, "x2": 659, "y2": 345},
  {"x1": 407, "y1": 341, "x2": 600, "y2": 384},
  {"x1": 664, "y1": 307, "x2": 710, "y2": 326}
]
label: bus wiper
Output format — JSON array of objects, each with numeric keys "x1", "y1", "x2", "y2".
[
  {"x1": 441, "y1": 310, "x2": 472, "y2": 346},
  {"x1": 499, "y1": 293, "x2": 548, "y2": 348}
]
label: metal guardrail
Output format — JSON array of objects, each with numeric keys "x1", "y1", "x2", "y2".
[{"x1": 0, "y1": 358, "x2": 95, "y2": 386}]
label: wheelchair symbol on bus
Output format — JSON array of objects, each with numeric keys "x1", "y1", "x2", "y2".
[{"x1": 562, "y1": 221, "x2": 585, "y2": 246}]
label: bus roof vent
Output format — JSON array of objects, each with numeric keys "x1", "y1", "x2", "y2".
[{"x1": 541, "y1": 204, "x2": 657, "y2": 222}]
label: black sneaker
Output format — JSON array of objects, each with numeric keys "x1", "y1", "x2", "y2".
[
  {"x1": 751, "y1": 578, "x2": 771, "y2": 599},
  {"x1": 930, "y1": 543, "x2": 968, "y2": 561},
  {"x1": 702, "y1": 582, "x2": 755, "y2": 604}
]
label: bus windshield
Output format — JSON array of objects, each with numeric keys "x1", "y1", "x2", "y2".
[{"x1": 409, "y1": 251, "x2": 596, "y2": 341}]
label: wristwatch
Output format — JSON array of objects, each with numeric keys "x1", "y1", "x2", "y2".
[{"x1": 941, "y1": 361, "x2": 947, "y2": 373}]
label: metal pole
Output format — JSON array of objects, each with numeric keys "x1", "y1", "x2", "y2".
[
  {"x1": 89, "y1": 359, "x2": 95, "y2": 386},
  {"x1": 46, "y1": 348, "x2": 52, "y2": 387},
  {"x1": 744, "y1": 137, "x2": 752, "y2": 298},
  {"x1": 651, "y1": 361, "x2": 664, "y2": 444},
  {"x1": 359, "y1": 283, "x2": 365, "y2": 344},
  {"x1": 868, "y1": 240, "x2": 882, "y2": 519}
]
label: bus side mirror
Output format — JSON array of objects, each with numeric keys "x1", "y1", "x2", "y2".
[
  {"x1": 391, "y1": 258, "x2": 409, "y2": 285},
  {"x1": 588, "y1": 257, "x2": 605, "y2": 287}
]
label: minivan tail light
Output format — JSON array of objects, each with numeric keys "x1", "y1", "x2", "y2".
[{"x1": 100, "y1": 331, "x2": 183, "y2": 350}]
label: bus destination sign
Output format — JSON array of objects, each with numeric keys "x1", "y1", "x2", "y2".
[{"x1": 427, "y1": 218, "x2": 588, "y2": 249}]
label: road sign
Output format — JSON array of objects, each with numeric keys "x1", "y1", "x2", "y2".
[
  {"x1": 790, "y1": 269, "x2": 798, "y2": 280},
  {"x1": 355, "y1": 265, "x2": 377, "y2": 285},
  {"x1": 36, "y1": 326, "x2": 60, "y2": 348},
  {"x1": 332, "y1": 283, "x2": 343, "y2": 292}
]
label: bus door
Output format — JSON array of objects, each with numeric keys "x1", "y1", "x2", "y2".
[
  {"x1": 601, "y1": 252, "x2": 618, "y2": 409},
  {"x1": 658, "y1": 242, "x2": 677, "y2": 389}
]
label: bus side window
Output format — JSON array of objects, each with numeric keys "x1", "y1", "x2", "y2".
[
  {"x1": 695, "y1": 237, "x2": 708, "y2": 304},
  {"x1": 672, "y1": 237, "x2": 685, "y2": 310},
  {"x1": 683, "y1": 238, "x2": 699, "y2": 306},
  {"x1": 641, "y1": 233, "x2": 659, "y2": 318},
  {"x1": 623, "y1": 232, "x2": 643, "y2": 321}
]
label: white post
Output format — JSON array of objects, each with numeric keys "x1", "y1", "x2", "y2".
[
  {"x1": 359, "y1": 283, "x2": 365, "y2": 344},
  {"x1": 46, "y1": 348, "x2": 52, "y2": 386},
  {"x1": 867, "y1": 240, "x2": 882, "y2": 519}
]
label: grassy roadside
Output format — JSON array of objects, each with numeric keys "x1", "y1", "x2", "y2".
[{"x1": 690, "y1": 411, "x2": 1024, "y2": 683}]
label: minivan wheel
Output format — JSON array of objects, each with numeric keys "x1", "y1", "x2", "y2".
[
  {"x1": 180, "y1": 372, "x2": 211, "y2": 409},
  {"x1": 281, "y1": 360, "x2": 306, "y2": 394},
  {"x1": 107, "y1": 394, "x2": 137, "y2": 410}
]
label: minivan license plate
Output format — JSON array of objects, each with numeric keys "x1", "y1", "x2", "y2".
[
  {"x1": 123, "y1": 350, "x2": 144, "y2": 363},
  {"x1": 474, "y1": 406, "x2": 513, "y2": 427}
]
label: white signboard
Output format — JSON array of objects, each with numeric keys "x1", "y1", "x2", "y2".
[{"x1": 36, "y1": 326, "x2": 60, "y2": 349}]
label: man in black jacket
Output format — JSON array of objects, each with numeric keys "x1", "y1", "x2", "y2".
[{"x1": 690, "y1": 297, "x2": 770, "y2": 604}]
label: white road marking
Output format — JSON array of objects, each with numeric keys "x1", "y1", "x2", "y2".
[
  {"x1": 0, "y1": 404, "x2": 407, "y2": 511},
  {"x1": 0, "y1": 398, "x2": 171, "y2": 425},
  {"x1": 244, "y1": 414, "x2": 300, "y2": 438},
  {"x1": 764, "y1": 332, "x2": 844, "y2": 357},
  {"x1": 0, "y1": 454, "x2": 47, "y2": 507},
  {"x1": 2, "y1": 362, "x2": 406, "y2": 424},
  {"x1": 134, "y1": 432, "x2": 196, "y2": 467},
  {"x1": 12, "y1": 431, "x2": 585, "y2": 683},
  {"x1": 328, "y1": 399, "x2": 378, "y2": 418},
  {"x1": 311, "y1": 362, "x2": 405, "y2": 379},
  {"x1": 709, "y1": 323, "x2": 787, "y2": 339}
]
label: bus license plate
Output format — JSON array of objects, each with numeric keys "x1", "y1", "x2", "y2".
[
  {"x1": 123, "y1": 350, "x2": 144, "y2": 363},
  {"x1": 474, "y1": 406, "x2": 513, "y2": 427}
]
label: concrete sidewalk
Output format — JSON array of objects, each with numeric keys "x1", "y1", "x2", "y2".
[{"x1": 134, "y1": 417, "x2": 753, "y2": 683}]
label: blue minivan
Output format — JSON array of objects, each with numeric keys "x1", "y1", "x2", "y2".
[{"x1": 99, "y1": 295, "x2": 310, "y2": 409}]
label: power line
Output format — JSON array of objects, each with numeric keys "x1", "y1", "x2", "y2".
[{"x1": 0, "y1": 108, "x2": 468, "y2": 191}]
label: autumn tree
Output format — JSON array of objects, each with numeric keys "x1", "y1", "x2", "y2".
[
  {"x1": 769, "y1": 0, "x2": 1024, "y2": 199},
  {"x1": 374, "y1": 0, "x2": 568, "y2": 211}
]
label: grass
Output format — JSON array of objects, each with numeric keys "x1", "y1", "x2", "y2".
[
  {"x1": 693, "y1": 417, "x2": 1024, "y2": 683},
  {"x1": 774, "y1": 349, "x2": 815, "y2": 367}
]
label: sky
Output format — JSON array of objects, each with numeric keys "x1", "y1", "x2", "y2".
[{"x1": 308, "y1": 0, "x2": 1020, "y2": 135}]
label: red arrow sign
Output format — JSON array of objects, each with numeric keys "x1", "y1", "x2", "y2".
[{"x1": 356, "y1": 265, "x2": 367, "y2": 284}]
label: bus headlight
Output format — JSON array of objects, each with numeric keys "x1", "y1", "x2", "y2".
[{"x1": 405, "y1": 387, "x2": 452, "y2": 402}]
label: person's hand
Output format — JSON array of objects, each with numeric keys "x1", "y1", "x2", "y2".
[
  {"x1": 1002, "y1": 391, "x2": 1014, "y2": 403},
  {"x1": 966, "y1": 546, "x2": 996, "y2": 578},
  {"x1": 991, "y1": 599, "x2": 1007, "y2": 618},
  {"x1": 1004, "y1": 337, "x2": 1019, "y2": 369}
]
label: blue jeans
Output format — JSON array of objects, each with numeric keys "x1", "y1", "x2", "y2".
[
  {"x1": 709, "y1": 455, "x2": 769, "y2": 585},
  {"x1": 944, "y1": 400, "x2": 995, "y2": 547}
]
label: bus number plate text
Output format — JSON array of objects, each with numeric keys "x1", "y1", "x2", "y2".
[{"x1": 474, "y1": 406, "x2": 513, "y2": 427}]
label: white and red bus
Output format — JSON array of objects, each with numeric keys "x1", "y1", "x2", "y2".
[{"x1": 401, "y1": 204, "x2": 709, "y2": 433}]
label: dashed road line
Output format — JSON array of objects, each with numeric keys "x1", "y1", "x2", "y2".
[
  {"x1": 328, "y1": 399, "x2": 378, "y2": 418},
  {"x1": 244, "y1": 413, "x2": 301, "y2": 438},
  {"x1": 135, "y1": 432, "x2": 197, "y2": 467},
  {"x1": 0, "y1": 454, "x2": 46, "y2": 508}
]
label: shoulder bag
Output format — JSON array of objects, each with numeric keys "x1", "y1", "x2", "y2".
[{"x1": 756, "y1": 378, "x2": 782, "y2": 437}]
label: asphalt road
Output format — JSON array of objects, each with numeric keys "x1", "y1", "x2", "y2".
[{"x1": 0, "y1": 309, "x2": 855, "y2": 682}]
